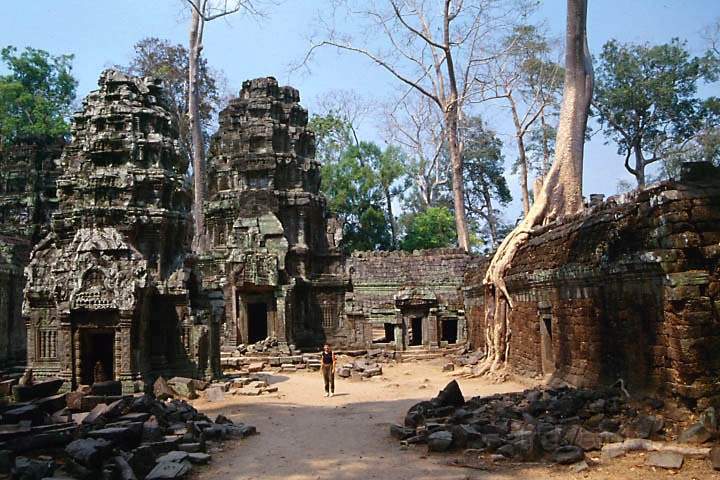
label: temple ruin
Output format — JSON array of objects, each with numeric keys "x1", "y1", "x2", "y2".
[
  {"x1": 198, "y1": 77, "x2": 347, "y2": 351},
  {"x1": 0, "y1": 72, "x2": 717, "y2": 405},
  {"x1": 22, "y1": 71, "x2": 214, "y2": 392},
  {"x1": 0, "y1": 136, "x2": 63, "y2": 367}
]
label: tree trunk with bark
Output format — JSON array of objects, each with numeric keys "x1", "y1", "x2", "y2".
[
  {"x1": 517, "y1": 133, "x2": 531, "y2": 216},
  {"x1": 189, "y1": 7, "x2": 206, "y2": 251},
  {"x1": 478, "y1": 0, "x2": 593, "y2": 374},
  {"x1": 384, "y1": 187, "x2": 398, "y2": 249}
]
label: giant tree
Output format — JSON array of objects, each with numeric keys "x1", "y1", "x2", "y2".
[
  {"x1": 480, "y1": 0, "x2": 593, "y2": 374},
  {"x1": 462, "y1": 117, "x2": 511, "y2": 246},
  {"x1": 183, "y1": 0, "x2": 263, "y2": 250},
  {"x1": 385, "y1": 93, "x2": 449, "y2": 212},
  {"x1": 593, "y1": 38, "x2": 718, "y2": 187},
  {"x1": 483, "y1": 25, "x2": 563, "y2": 215},
  {"x1": 0, "y1": 46, "x2": 76, "y2": 145},
  {"x1": 304, "y1": 0, "x2": 529, "y2": 251}
]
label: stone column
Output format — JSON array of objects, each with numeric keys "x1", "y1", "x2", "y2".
[
  {"x1": 117, "y1": 311, "x2": 135, "y2": 393},
  {"x1": 457, "y1": 311, "x2": 466, "y2": 344},
  {"x1": 275, "y1": 287, "x2": 288, "y2": 344},
  {"x1": 58, "y1": 313, "x2": 73, "y2": 390}
]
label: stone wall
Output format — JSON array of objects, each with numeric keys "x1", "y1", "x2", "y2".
[
  {"x1": 0, "y1": 137, "x2": 63, "y2": 366},
  {"x1": 345, "y1": 249, "x2": 472, "y2": 349},
  {"x1": 464, "y1": 163, "x2": 720, "y2": 403}
]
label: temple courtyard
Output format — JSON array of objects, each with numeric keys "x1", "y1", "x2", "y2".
[{"x1": 189, "y1": 359, "x2": 717, "y2": 480}]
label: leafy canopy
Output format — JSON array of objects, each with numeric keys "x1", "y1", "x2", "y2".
[
  {"x1": 593, "y1": 38, "x2": 719, "y2": 184},
  {"x1": 400, "y1": 207, "x2": 457, "y2": 251},
  {"x1": 0, "y1": 46, "x2": 77, "y2": 144}
]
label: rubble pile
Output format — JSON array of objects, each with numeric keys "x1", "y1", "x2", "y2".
[
  {"x1": 202, "y1": 376, "x2": 279, "y2": 402},
  {"x1": 0, "y1": 377, "x2": 257, "y2": 479},
  {"x1": 390, "y1": 380, "x2": 720, "y2": 470},
  {"x1": 336, "y1": 359, "x2": 383, "y2": 379}
]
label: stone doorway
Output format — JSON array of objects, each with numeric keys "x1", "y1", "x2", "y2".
[
  {"x1": 540, "y1": 313, "x2": 555, "y2": 375},
  {"x1": 247, "y1": 302, "x2": 268, "y2": 343},
  {"x1": 409, "y1": 317, "x2": 423, "y2": 346},
  {"x1": 79, "y1": 329, "x2": 114, "y2": 385},
  {"x1": 441, "y1": 319, "x2": 458, "y2": 344}
]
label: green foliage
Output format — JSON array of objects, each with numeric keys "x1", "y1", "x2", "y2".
[
  {"x1": 461, "y1": 117, "x2": 512, "y2": 245},
  {"x1": 593, "y1": 38, "x2": 720, "y2": 184},
  {"x1": 0, "y1": 46, "x2": 77, "y2": 144},
  {"x1": 400, "y1": 207, "x2": 457, "y2": 251},
  {"x1": 312, "y1": 114, "x2": 407, "y2": 251}
]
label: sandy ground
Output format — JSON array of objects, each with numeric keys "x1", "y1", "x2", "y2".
[{"x1": 190, "y1": 358, "x2": 719, "y2": 480}]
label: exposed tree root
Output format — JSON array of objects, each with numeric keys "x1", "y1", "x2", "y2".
[{"x1": 478, "y1": 0, "x2": 593, "y2": 377}]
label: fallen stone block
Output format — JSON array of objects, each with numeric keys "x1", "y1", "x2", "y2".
[
  {"x1": 154, "y1": 377, "x2": 177, "y2": 401},
  {"x1": 12, "y1": 456, "x2": 55, "y2": 480},
  {"x1": 428, "y1": 430, "x2": 453, "y2": 452},
  {"x1": 65, "y1": 438, "x2": 113, "y2": 469},
  {"x1": 205, "y1": 386, "x2": 225, "y2": 402},
  {"x1": 167, "y1": 378, "x2": 198, "y2": 400},
  {"x1": 646, "y1": 451, "x2": 684, "y2": 469},
  {"x1": 553, "y1": 445, "x2": 585, "y2": 464},
  {"x1": 247, "y1": 363, "x2": 264, "y2": 373},
  {"x1": 12, "y1": 378, "x2": 64, "y2": 402},
  {"x1": 145, "y1": 460, "x2": 191, "y2": 480},
  {"x1": 187, "y1": 452, "x2": 211, "y2": 465},
  {"x1": 157, "y1": 451, "x2": 189, "y2": 463},
  {"x1": 91, "y1": 381, "x2": 122, "y2": 396}
]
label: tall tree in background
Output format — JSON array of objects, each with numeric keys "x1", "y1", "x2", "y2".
[
  {"x1": 400, "y1": 206, "x2": 457, "y2": 251},
  {"x1": 0, "y1": 46, "x2": 76, "y2": 145},
  {"x1": 385, "y1": 93, "x2": 449, "y2": 212},
  {"x1": 462, "y1": 117, "x2": 511, "y2": 246},
  {"x1": 119, "y1": 37, "x2": 222, "y2": 172},
  {"x1": 184, "y1": 0, "x2": 261, "y2": 250},
  {"x1": 483, "y1": 25, "x2": 563, "y2": 215},
  {"x1": 310, "y1": 113, "x2": 407, "y2": 251},
  {"x1": 593, "y1": 38, "x2": 719, "y2": 187},
  {"x1": 480, "y1": 0, "x2": 593, "y2": 374},
  {"x1": 305, "y1": 0, "x2": 529, "y2": 251}
]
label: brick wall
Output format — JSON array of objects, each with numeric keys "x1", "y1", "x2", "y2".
[{"x1": 465, "y1": 165, "x2": 720, "y2": 402}]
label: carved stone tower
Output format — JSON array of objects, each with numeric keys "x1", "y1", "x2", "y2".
[
  {"x1": 199, "y1": 77, "x2": 347, "y2": 349},
  {"x1": 23, "y1": 70, "x2": 211, "y2": 391}
]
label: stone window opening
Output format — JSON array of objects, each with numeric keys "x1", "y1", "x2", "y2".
[
  {"x1": 37, "y1": 329, "x2": 57, "y2": 360},
  {"x1": 370, "y1": 323, "x2": 395, "y2": 344},
  {"x1": 539, "y1": 310, "x2": 555, "y2": 375}
]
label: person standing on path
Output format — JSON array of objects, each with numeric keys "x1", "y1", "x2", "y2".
[{"x1": 321, "y1": 343, "x2": 336, "y2": 397}]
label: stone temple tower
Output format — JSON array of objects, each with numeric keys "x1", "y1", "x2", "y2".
[
  {"x1": 199, "y1": 77, "x2": 347, "y2": 350},
  {"x1": 23, "y1": 70, "x2": 214, "y2": 391}
]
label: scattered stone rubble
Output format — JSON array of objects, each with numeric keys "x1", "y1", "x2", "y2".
[
  {"x1": 390, "y1": 380, "x2": 720, "y2": 471},
  {"x1": 0, "y1": 377, "x2": 257, "y2": 480}
]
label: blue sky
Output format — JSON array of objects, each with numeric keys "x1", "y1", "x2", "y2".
[{"x1": 3, "y1": 0, "x2": 719, "y2": 221}]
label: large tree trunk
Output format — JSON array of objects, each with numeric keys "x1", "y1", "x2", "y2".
[
  {"x1": 384, "y1": 187, "x2": 398, "y2": 249},
  {"x1": 478, "y1": 0, "x2": 593, "y2": 374},
  {"x1": 481, "y1": 184, "x2": 498, "y2": 245},
  {"x1": 189, "y1": 8, "x2": 206, "y2": 251},
  {"x1": 517, "y1": 134, "x2": 531, "y2": 216},
  {"x1": 634, "y1": 146, "x2": 646, "y2": 188},
  {"x1": 446, "y1": 107, "x2": 470, "y2": 251}
]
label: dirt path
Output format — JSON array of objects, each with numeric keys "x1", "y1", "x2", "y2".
[{"x1": 191, "y1": 359, "x2": 717, "y2": 480}]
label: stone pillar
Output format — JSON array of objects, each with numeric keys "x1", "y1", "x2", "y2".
[
  {"x1": 117, "y1": 311, "x2": 135, "y2": 393},
  {"x1": 58, "y1": 314, "x2": 73, "y2": 389},
  {"x1": 457, "y1": 311, "x2": 466, "y2": 344},
  {"x1": 275, "y1": 287, "x2": 288, "y2": 344}
]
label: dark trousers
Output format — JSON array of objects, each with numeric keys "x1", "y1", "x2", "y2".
[{"x1": 322, "y1": 365, "x2": 334, "y2": 393}]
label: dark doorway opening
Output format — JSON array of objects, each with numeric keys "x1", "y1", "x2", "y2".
[
  {"x1": 540, "y1": 315, "x2": 555, "y2": 375},
  {"x1": 441, "y1": 319, "x2": 458, "y2": 344},
  {"x1": 384, "y1": 323, "x2": 396, "y2": 343},
  {"x1": 247, "y1": 302, "x2": 268, "y2": 343},
  {"x1": 409, "y1": 317, "x2": 423, "y2": 346},
  {"x1": 80, "y1": 330, "x2": 114, "y2": 385}
]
